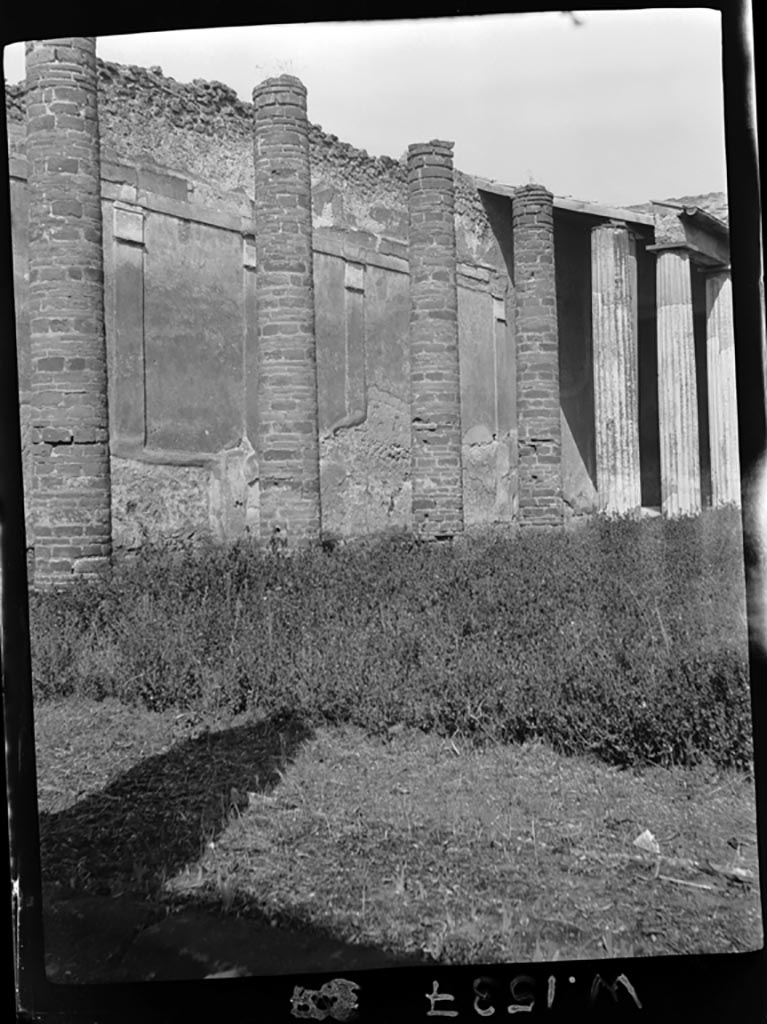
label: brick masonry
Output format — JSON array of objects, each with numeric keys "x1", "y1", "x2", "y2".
[
  {"x1": 8, "y1": 63, "x2": 734, "y2": 551},
  {"x1": 407, "y1": 141, "x2": 464, "y2": 538},
  {"x1": 512, "y1": 184, "x2": 563, "y2": 526},
  {"x1": 252, "y1": 75, "x2": 321, "y2": 548},
  {"x1": 5, "y1": 62, "x2": 494, "y2": 252},
  {"x1": 25, "y1": 37, "x2": 112, "y2": 582}
]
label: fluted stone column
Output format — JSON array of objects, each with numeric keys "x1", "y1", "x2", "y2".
[
  {"x1": 705, "y1": 268, "x2": 740, "y2": 506},
  {"x1": 407, "y1": 140, "x2": 463, "y2": 538},
  {"x1": 512, "y1": 184, "x2": 562, "y2": 526},
  {"x1": 591, "y1": 223, "x2": 641, "y2": 514},
  {"x1": 26, "y1": 38, "x2": 112, "y2": 582},
  {"x1": 656, "y1": 249, "x2": 701, "y2": 516},
  {"x1": 252, "y1": 75, "x2": 320, "y2": 548}
]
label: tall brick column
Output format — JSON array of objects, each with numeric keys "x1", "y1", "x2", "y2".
[
  {"x1": 705, "y1": 268, "x2": 740, "y2": 506},
  {"x1": 591, "y1": 222, "x2": 641, "y2": 514},
  {"x1": 655, "y1": 249, "x2": 701, "y2": 516},
  {"x1": 512, "y1": 184, "x2": 562, "y2": 526},
  {"x1": 407, "y1": 140, "x2": 463, "y2": 539},
  {"x1": 252, "y1": 75, "x2": 320, "y2": 548},
  {"x1": 25, "y1": 38, "x2": 111, "y2": 582}
]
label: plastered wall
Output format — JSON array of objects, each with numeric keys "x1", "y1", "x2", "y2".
[
  {"x1": 12, "y1": 57, "x2": 684, "y2": 553},
  {"x1": 9, "y1": 140, "x2": 515, "y2": 549}
]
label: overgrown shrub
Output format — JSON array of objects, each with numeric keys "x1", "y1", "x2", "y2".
[{"x1": 28, "y1": 507, "x2": 754, "y2": 769}]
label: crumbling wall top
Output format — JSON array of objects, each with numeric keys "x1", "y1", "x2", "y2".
[{"x1": 5, "y1": 59, "x2": 498, "y2": 254}]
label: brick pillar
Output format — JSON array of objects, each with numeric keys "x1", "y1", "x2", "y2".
[
  {"x1": 656, "y1": 249, "x2": 701, "y2": 516},
  {"x1": 407, "y1": 140, "x2": 463, "y2": 539},
  {"x1": 252, "y1": 75, "x2": 320, "y2": 548},
  {"x1": 512, "y1": 184, "x2": 562, "y2": 526},
  {"x1": 705, "y1": 268, "x2": 740, "y2": 506},
  {"x1": 25, "y1": 38, "x2": 111, "y2": 582},
  {"x1": 591, "y1": 222, "x2": 641, "y2": 514}
]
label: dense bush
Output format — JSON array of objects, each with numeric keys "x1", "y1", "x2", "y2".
[{"x1": 28, "y1": 507, "x2": 754, "y2": 769}]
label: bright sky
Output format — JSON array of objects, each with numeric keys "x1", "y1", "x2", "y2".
[{"x1": 3, "y1": 10, "x2": 728, "y2": 207}]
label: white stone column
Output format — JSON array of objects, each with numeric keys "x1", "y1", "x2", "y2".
[
  {"x1": 656, "y1": 249, "x2": 701, "y2": 516},
  {"x1": 705, "y1": 268, "x2": 741, "y2": 506},
  {"x1": 592, "y1": 223, "x2": 641, "y2": 514}
]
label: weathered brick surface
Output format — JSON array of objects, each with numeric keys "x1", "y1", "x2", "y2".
[
  {"x1": 252, "y1": 76, "x2": 321, "y2": 547},
  {"x1": 6, "y1": 62, "x2": 498, "y2": 254},
  {"x1": 25, "y1": 38, "x2": 112, "y2": 582},
  {"x1": 408, "y1": 141, "x2": 464, "y2": 538},
  {"x1": 512, "y1": 184, "x2": 562, "y2": 526}
]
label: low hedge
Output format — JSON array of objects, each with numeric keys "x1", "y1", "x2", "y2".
[{"x1": 28, "y1": 507, "x2": 754, "y2": 769}]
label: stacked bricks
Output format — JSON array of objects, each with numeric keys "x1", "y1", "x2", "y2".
[
  {"x1": 25, "y1": 38, "x2": 112, "y2": 582},
  {"x1": 512, "y1": 184, "x2": 563, "y2": 526},
  {"x1": 407, "y1": 140, "x2": 464, "y2": 538},
  {"x1": 252, "y1": 76, "x2": 321, "y2": 548}
]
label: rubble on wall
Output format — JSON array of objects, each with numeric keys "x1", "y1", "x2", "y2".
[
  {"x1": 5, "y1": 64, "x2": 728, "y2": 230},
  {"x1": 5, "y1": 60, "x2": 499, "y2": 248},
  {"x1": 110, "y1": 457, "x2": 212, "y2": 550},
  {"x1": 7, "y1": 63, "x2": 407, "y2": 212},
  {"x1": 320, "y1": 386, "x2": 412, "y2": 538},
  {"x1": 4, "y1": 80, "x2": 25, "y2": 121}
]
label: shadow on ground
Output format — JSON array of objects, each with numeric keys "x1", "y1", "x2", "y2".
[{"x1": 38, "y1": 710, "x2": 426, "y2": 983}]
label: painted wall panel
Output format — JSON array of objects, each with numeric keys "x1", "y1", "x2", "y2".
[
  {"x1": 143, "y1": 213, "x2": 243, "y2": 453},
  {"x1": 320, "y1": 261, "x2": 411, "y2": 537}
]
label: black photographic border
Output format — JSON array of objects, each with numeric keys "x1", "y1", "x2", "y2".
[{"x1": 1, "y1": 3, "x2": 764, "y2": 1021}]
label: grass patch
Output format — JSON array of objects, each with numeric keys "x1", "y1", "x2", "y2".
[
  {"x1": 35, "y1": 700, "x2": 762, "y2": 963},
  {"x1": 29, "y1": 507, "x2": 753, "y2": 770},
  {"x1": 34, "y1": 697, "x2": 310, "y2": 900},
  {"x1": 30, "y1": 509, "x2": 759, "y2": 965},
  {"x1": 218, "y1": 726, "x2": 761, "y2": 962}
]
